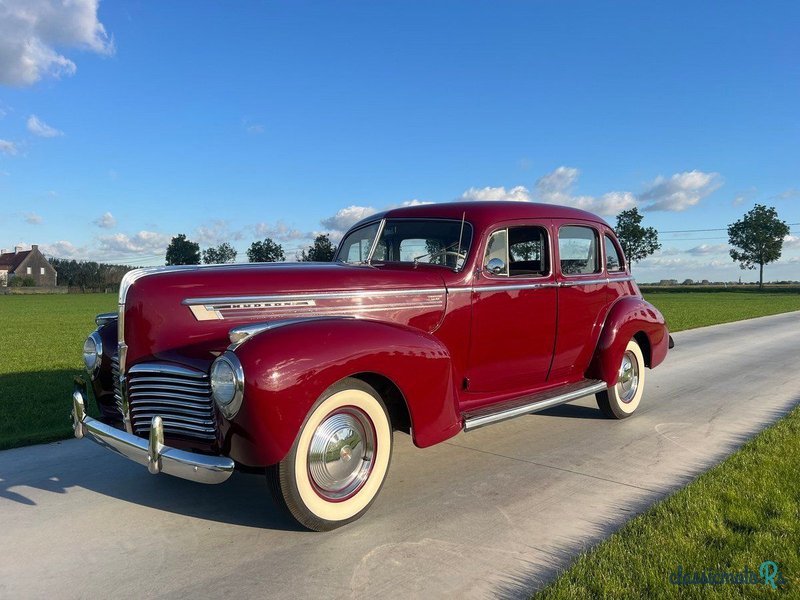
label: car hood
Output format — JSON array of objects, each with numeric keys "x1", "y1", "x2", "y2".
[{"x1": 121, "y1": 262, "x2": 448, "y2": 367}]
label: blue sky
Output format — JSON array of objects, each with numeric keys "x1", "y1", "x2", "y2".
[{"x1": 0, "y1": 0, "x2": 798, "y2": 281}]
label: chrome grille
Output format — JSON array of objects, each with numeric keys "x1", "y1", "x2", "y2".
[
  {"x1": 127, "y1": 363, "x2": 216, "y2": 442},
  {"x1": 111, "y1": 354, "x2": 124, "y2": 417}
]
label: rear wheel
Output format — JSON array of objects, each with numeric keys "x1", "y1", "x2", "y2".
[
  {"x1": 267, "y1": 377, "x2": 393, "y2": 531},
  {"x1": 596, "y1": 339, "x2": 645, "y2": 419}
]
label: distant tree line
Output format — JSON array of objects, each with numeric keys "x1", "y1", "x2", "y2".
[
  {"x1": 48, "y1": 258, "x2": 135, "y2": 290},
  {"x1": 165, "y1": 233, "x2": 338, "y2": 265}
]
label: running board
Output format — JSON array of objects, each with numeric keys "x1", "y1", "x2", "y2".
[{"x1": 462, "y1": 379, "x2": 608, "y2": 432}]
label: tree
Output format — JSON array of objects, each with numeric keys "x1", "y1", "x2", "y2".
[
  {"x1": 728, "y1": 204, "x2": 789, "y2": 289},
  {"x1": 49, "y1": 258, "x2": 134, "y2": 290},
  {"x1": 247, "y1": 238, "x2": 285, "y2": 262},
  {"x1": 165, "y1": 234, "x2": 200, "y2": 265},
  {"x1": 615, "y1": 208, "x2": 661, "y2": 265},
  {"x1": 202, "y1": 242, "x2": 238, "y2": 264},
  {"x1": 298, "y1": 234, "x2": 337, "y2": 262}
]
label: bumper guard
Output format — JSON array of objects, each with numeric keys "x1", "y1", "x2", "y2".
[{"x1": 71, "y1": 381, "x2": 234, "y2": 484}]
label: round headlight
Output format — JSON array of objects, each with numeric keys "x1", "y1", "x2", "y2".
[
  {"x1": 211, "y1": 353, "x2": 244, "y2": 418},
  {"x1": 83, "y1": 332, "x2": 103, "y2": 377}
]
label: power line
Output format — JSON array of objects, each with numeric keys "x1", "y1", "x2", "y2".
[{"x1": 658, "y1": 222, "x2": 800, "y2": 234}]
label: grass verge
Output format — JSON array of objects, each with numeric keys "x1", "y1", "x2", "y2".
[
  {"x1": 0, "y1": 293, "x2": 116, "y2": 450},
  {"x1": 536, "y1": 405, "x2": 800, "y2": 598},
  {"x1": 644, "y1": 291, "x2": 800, "y2": 332}
]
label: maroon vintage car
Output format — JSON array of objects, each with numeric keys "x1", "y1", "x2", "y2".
[{"x1": 72, "y1": 201, "x2": 671, "y2": 530}]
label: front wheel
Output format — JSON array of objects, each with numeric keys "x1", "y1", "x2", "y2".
[
  {"x1": 267, "y1": 377, "x2": 393, "y2": 531},
  {"x1": 596, "y1": 339, "x2": 646, "y2": 419}
]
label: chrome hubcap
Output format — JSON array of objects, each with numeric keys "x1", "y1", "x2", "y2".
[
  {"x1": 308, "y1": 408, "x2": 375, "y2": 500},
  {"x1": 616, "y1": 350, "x2": 639, "y2": 403}
]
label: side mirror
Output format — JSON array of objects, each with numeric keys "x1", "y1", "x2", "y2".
[{"x1": 485, "y1": 258, "x2": 506, "y2": 275}]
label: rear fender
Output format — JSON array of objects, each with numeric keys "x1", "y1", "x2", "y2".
[
  {"x1": 587, "y1": 296, "x2": 670, "y2": 386},
  {"x1": 223, "y1": 318, "x2": 460, "y2": 467}
]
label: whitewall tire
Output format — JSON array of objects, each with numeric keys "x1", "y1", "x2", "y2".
[
  {"x1": 596, "y1": 339, "x2": 646, "y2": 419},
  {"x1": 267, "y1": 377, "x2": 393, "y2": 531}
]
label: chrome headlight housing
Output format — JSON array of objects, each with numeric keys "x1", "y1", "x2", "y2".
[
  {"x1": 83, "y1": 331, "x2": 103, "y2": 378},
  {"x1": 210, "y1": 352, "x2": 244, "y2": 419}
]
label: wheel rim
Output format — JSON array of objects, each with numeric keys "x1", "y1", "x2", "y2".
[
  {"x1": 616, "y1": 350, "x2": 639, "y2": 403},
  {"x1": 307, "y1": 407, "x2": 376, "y2": 501}
]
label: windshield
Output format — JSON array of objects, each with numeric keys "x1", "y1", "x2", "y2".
[{"x1": 337, "y1": 218, "x2": 473, "y2": 270}]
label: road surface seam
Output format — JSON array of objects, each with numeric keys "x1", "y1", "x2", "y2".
[{"x1": 442, "y1": 441, "x2": 661, "y2": 493}]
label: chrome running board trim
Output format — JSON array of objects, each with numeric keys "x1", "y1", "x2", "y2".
[{"x1": 462, "y1": 379, "x2": 608, "y2": 432}]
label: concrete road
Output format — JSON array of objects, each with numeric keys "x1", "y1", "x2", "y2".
[{"x1": 2, "y1": 312, "x2": 799, "y2": 599}]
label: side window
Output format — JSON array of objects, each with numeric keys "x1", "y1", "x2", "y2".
[
  {"x1": 559, "y1": 226, "x2": 600, "y2": 275},
  {"x1": 484, "y1": 226, "x2": 549, "y2": 277},
  {"x1": 509, "y1": 227, "x2": 549, "y2": 276},
  {"x1": 345, "y1": 239, "x2": 373, "y2": 263},
  {"x1": 483, "y1": 230, "x2": 509, "y2": 276},
  {"x1": 339, "y1": 222, "x2": 380, "y2": 263},
  {"x1": 604, "y1": 235, "x2": 624, "y2": 272}
]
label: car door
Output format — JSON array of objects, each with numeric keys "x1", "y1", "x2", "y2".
[
  {"x1": 466, "y1": 222, "x2": 558, "y2": 394},
  {"x1": 549, "y1": 221, "x2": 609, "y2": 382}
]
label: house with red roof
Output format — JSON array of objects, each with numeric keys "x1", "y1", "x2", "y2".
[{"x1": 0, "y1": 245, "x2": 58, "y2": 287}]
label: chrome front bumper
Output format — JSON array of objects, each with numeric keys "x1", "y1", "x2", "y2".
[{"x1": 71, "y1": 386, "x2": 234, "y2": 485}]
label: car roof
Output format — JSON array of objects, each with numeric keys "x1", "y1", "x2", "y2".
[{"x1": 349, "y1": 201, "x2": 611, "y2": 231}]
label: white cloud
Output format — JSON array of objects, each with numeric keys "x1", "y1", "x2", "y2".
[
  {"x1": 242, "y1": 117, "x2": 265, "y2": 135},
  {"x1": 460, "y1": 185, "x2": 531, "y2": 203},
  {"x1": 687, "y1": 243, "x2": 729, "y2": 256},
  {"x1": 636, "y1": 254, "x2": 733, "y2": 270},
  {"x1": 24, "y1": 212, "x2": 43, "y2": 224},
  {"x1": 252, "y1": 221, "x2": 310, "y2": 243},
  {"x1": 533, "y1": 166, "x2": 637, "y2": 216},
  {"x1": 0, "y1": 0, "x2": 114, "y2": 86},
  {"x1": 784, "y1": 235, "x2": 800, "y2": 249},
  {"x1": 193, "y1": 220, "x2": 244, "y2": 246},
  {"x1": 732, "y1": 187, "x2": 756, "y2": 207},
  {"x1": 400, "y1": 199, "x2": 434, "y2": 207},
  {"x1": 26, "y1": 114, "x2": 63, "y2": 137},
  {"x1": 535, "y1": 166, "x2": 577, "y2": 201},
  {"x1": 40, "y1": 240, "x2": 91, "y2": 260},
  {"x1": 93, "y1": 211, "x2": 116, "y2": 229},
  {"x1": 320, "y1": 205, "x2": 377, "y2": 234},
  {"x1": 0, "y1": 139, "x2": 18, "y2": 155},
  {"x1": 773, "y1": 187, "x2": 800, "y2": 201},
  {"x1": 639, "y1": 170, "x2": 722, "y2": 211},
  {"x1": 97, "y1": 230, "x2": 171, "y2": 257}
]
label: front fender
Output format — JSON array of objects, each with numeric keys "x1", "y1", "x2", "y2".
[
  {"x1": 586, "y1": 296, "x2": 670, "y2": 386},
  {"x1": 221, "y1": 318, "x2": 460, "y2": 467}
]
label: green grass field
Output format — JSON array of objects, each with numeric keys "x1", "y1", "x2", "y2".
[
  {"x1": 0, "y1": 293, "x2": 116, "y2": 450},
  {"x1": 537, "y1": 405, "x2": 800, "y2": 598},
  {"x1": 2, "y1": 290, "x2": 800, "y2": 450},
  {"x1": 645, "y1": 291, "x2": 800, "y2": 333}
]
